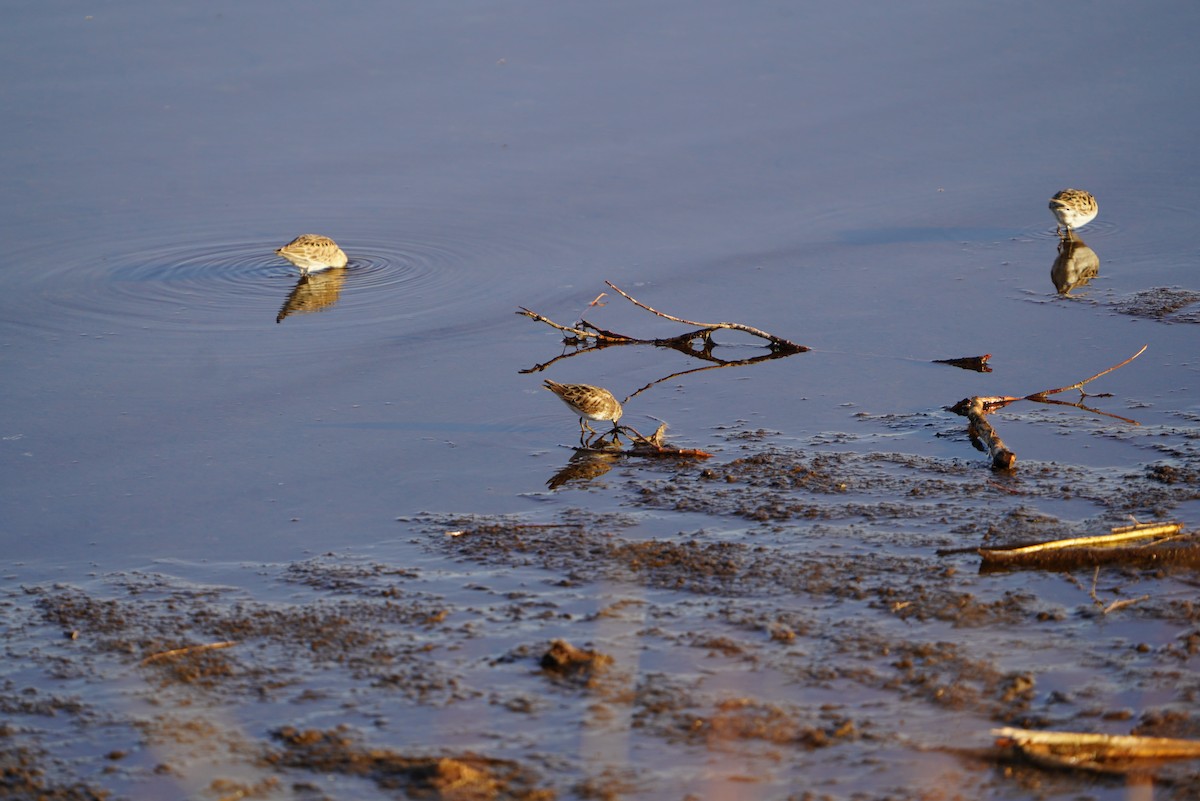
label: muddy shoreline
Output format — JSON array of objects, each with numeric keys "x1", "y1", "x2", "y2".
[{"x1": 5, "y1": 427, "x2": 1199, "y2": 800}]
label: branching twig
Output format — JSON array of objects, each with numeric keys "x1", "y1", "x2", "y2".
[
  {"x1": 605, "y1": 282, "x2": 807, "y2": 353},
  {"x1": 1027, "y1": 345, "x2": 1148, "y2": 401},
  {"x1": 1089, "y1": 566, "x2": 1150, "y2": 616},
  {"x1": 516, "y1": 308, "x2": 630, "y2": 343}
]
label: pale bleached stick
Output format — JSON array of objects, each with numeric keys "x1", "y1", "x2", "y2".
[{"x1": 140, "y1": 640, "x2": 238, "y2": 666}]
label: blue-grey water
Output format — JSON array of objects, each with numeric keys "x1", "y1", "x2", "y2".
[{"x1": 3, "y1": 2, "x2": 1199, "y2": 798}]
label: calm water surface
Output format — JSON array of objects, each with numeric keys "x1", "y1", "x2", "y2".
[{"x1": 2, "y1": 2, "x2": 1199, "y2": 798}]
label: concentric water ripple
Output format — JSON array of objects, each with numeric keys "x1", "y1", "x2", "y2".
[
  {"x1": 58, "y1": 233, "x2": 489, "y2": 333},
  {"x1": 11, "y1": 205, "x2": 578, "y2": 337},
  {"x1": 1017, "y1": 217, "x2": 1120, "y2": 242}
]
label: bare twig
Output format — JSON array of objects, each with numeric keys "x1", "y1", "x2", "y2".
[
  {"x1": 516, "y1": 308, "x2": 630, "y2": 342},
  {"x1": 1088, "y1": 565, "x2": 1151, "y2": 615},
  {"x1": 605, "y1": 281, "x2": 808, "y2": 353},
  {"x1": 1026, "y1": 345, "x2": 1148, "y2": 401}
]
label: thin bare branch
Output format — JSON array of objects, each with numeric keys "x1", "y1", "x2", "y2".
[
  {"x1": 1026, "y1": 345, "x2": 1148, "y2": 400},
  {"x1": 516, "y1": 308, "x2": 631, "y2": 342},
  {"x1": 605, "y1": 281, "x2": 807, "y2": 353}
]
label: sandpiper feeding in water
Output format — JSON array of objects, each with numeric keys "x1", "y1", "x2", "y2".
[
  {"x1": 274, "y1": 234, "x2": 349, "y2": 274},
  {"x1": 543, "y1": 380, "x2": 623, "y2": 436},
  {"x1": 1048, "y1": 189, "x2": 1098, "y2": 237}
]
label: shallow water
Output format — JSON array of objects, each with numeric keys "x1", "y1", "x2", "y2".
[{"x1": 3, "y1": 1, "x2": 1200, "y2": 798}]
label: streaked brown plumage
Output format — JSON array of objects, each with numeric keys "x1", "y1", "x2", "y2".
[
  {"x1": 274, "y1": 234, "x2": 349, "y2": 274},
  {"x1": 543, "y1": 380, "x2": 623, "y2": 435},
  {"x1": 1049, "y1": 189, "x2": 1098, "y2": 237}
]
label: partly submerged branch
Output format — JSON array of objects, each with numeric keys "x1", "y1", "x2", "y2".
[
  {"x1": 933, "y1": 354, "x2": 993, "y2": 373},
  {"x1": 949, "y1": 346, "x2": 1147, "y2": 469},
  {"x1": 964, "y1": 397, "x2": 1016, "y2": 470},
  {"x1": 973, "y1": 521, "x2": 1196, "y2": 573}
]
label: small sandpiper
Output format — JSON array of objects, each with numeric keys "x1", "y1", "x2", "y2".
[
  {"x1": 1048, "y1": 189, "x2": 1098, "y2": 237},
  {"x1": 543, "y1": 380, "x2": 623, "y2": 436},
  {"x1": 274, "y1": 234, "x2": 349, "y2": 274}
]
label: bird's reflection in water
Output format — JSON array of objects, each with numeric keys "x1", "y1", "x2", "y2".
[
  {"x1": 276, "y1": 268, "x2": 348, "y2": 323},
  {"x1": 1051, "y1": 235, "x2": 1100, "y2": 296},
  {"x1": 546, "y1": 446, "x2": 619, "y2": 489}
]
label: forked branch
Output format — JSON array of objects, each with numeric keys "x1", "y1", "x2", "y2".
[
  {"x1": 605, "y1": 282, "x2": 807, "y2": 353},
  {"x1": 517, "y1": 284, "x2": 808, "y2": 357}
]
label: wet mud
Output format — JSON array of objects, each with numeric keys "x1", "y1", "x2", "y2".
[{"x1": 4, "y1": 421, "x2": 1199, "y2": 799}]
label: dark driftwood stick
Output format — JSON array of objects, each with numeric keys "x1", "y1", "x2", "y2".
[
  {"x1": 966, "y1": 397, "x2": 1016, "y2": 470},
  {"x1": 604, "y1": 282, "x2": 808, "y2": 353}
]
